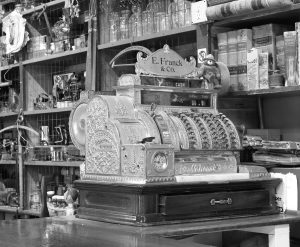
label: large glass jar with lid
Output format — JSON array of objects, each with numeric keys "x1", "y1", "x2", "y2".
[
  {"x1": 154, "y1": 12, "x2": 170, "y2": 33},
  {"x1": 119, "y1": 9, "x2": 131, "y2": 40},
  {"x1": 109, "y1": 12, "x2": 119, "y2": 42},
  {"x1": 129, "y1": 4, "x2": 142, "y2": 38},
  {"x1": 142, "y1": 9, "x2": 154, "y2": 35},
  {"x1": 169, "y1": 0, "x2": 191, "y2": 29}
]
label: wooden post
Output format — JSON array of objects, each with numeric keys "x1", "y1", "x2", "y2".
[
  {"x1": 196, "y1": 23, "x2": 211, "y2": 54},
  {"x1": 17, "y1": 130, "x2": 24, "y2": 210}
]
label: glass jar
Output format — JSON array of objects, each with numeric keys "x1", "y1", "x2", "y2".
[
  {"x1": 109, "y1": 12, "x2": 119, "y2": 42},
  {"x1": 30, "y1": 182, "x2": 42, "y2": 211},
  {"x1": 168, "y1": 1, "x2": 178, "y2": 29},
  {"x1": 99, "y1": 0, "x2": 113, "y2": 44},
  {"x1": 183, "y1": 1, "x2": 191, "y2": 26},
  {"x1": 155, "y1": 12, "x2": 169, "y2": 33},
  {"x1": 177, "y1": 0, "x2": 185, "y2": 27},
  {"x1": 119, "y1": 9, "x2": 130, "y2": 40},
  {"x1": 142, "y1": 10, "x2": 154, "y2": 35},
  {"x1": 129, "y1": 5, "x2": 142, "y2": 38}
]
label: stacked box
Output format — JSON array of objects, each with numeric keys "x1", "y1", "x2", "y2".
[
  {"x1": 217, "y1": 32, "x2": 228, "y2": 65},
  {"x1": 227, "y1": 30, "x2": 238, "y2": 91},
  {"x1": 252, "y1": 24, "x2": 289, "y2": 71},
  {"x1": 295, "y1": 22, "x2": 300, "y2": 85},
  {"x1": 237, "y1": 29, "x2": 252, "y2": 90},
  {"x1": 246, "y1": 48, "x2": 260, "y2": 90},
  {"x1": 27, "y1": 35, "x2": 47, "y2": 59},
  {"x1": 259, "y1": 52, "x2": 269, "y2": 89},
  {"x1": 276, "y1": 35, "x2": 285, "y2": 75},
  {"x1": 284, "y1": 31, "x2": 297, "y2": 86}
]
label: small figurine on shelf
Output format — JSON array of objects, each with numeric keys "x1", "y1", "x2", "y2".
[
  {"x1": 197, "y1": 54, "x2": 221, "y2": 90},
  {"x1": 64, "y1": 185, "x2": 79, "y2": 216}
]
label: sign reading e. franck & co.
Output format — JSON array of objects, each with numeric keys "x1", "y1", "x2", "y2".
[{"x1": 136, "y1": 44, "x2": 197, "y2": 77}]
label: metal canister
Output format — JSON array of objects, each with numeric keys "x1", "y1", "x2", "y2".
[{"x1": 40, "y1": 126, "x2": 49, "y2": 145}]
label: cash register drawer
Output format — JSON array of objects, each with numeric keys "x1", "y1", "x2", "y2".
[{"x1": 160, "y1": 189, "x2": 272, "y2": 216}]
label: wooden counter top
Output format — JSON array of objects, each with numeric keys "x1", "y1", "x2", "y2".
[
  {"x1": 0, "y1": 216, "x2": 202, "y2": 247},
  {"x1": 1, "y1": 213, "x2": 300, "y2": 246}
]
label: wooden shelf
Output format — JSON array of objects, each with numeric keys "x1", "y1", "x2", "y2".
[
  {"x1": 24, "y1": 107, "x2": 73, "y2": 116},
  {"x1": 0, "y1": 205, "x2": 18, "y2": 213},
  {"x1": 227, "y1": 86, "x2": 300, "y2": 97},
  {"x1": 214, "y1": 3, "x2": 300, "y2": 27},
  {"x1": 22, "y1": 47, "x2": 87, "y2": 66},
  {"x1": 21, "y1": 0, "x2": 65, "y2": 16},
  {"x1": 0, "y1": 112, "x2": 18, "y2": 118},
  {"x1": 98, "y1": 25, "x2": 197, "y2": 50},
  {"x1": 19, "y1": 209, "x2": 41, "y2": 217},
  {"x1": 0, "y1": 160, "x2": 16, "y2": 165},
  {"x1": 0, "y1": 0, "x2": 16, "y2": 5},
  {"x1": 25, "y1": 161, "x2": 81, "y2": 167},
  {"x1": 115, "y1": 85, "x2": 217, "y2": 94},
  {"x1": 0, "y1": 63, "x2": 20, "y2": 72}
]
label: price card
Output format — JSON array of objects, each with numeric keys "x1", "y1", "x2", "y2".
[{"x1": 191, "y1": 0, "x2": 208, "y2": 24}]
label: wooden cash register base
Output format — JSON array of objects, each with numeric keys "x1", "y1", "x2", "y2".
[
  {"x1": 0, "y1": 213, "x2": 299, "y2": 247},
  {"x1": 75, "y1": 178, "x2": 281, "y2": 226}
]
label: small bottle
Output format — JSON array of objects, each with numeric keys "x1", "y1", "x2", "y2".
[{"x1": 30, "y1": 182, "x2": 42, "y2": 211}]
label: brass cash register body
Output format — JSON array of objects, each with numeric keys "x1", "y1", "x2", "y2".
[{"x1": 71, "y1": 45, "x2": 280, "y2": 225}]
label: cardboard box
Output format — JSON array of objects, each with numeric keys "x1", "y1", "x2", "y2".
[
  {"x1": 217, "y1": 32, "x2": 228, "y2": 65},
  {"x1": 276, "y1": 35, "x2": 285, "y2": 74},
  {"x1": 259, "y1": 52, "x2": 269, "y2": 89},
  {"x1": 246, "y1": 48, "x2": 260, "y2": 90},
  {"x1": 247, "y1": 129, "x2": 281, "y2": 141},
  {"x1": 237, "y1": 29, "x2": 252, "y2": 90},
  {"x1": 252, "y1": 23, "x2": 289, "y2": 71},
  {"x1": 284, "y1": 31, "x2": 298, "y2": 86},
  {"x1": 227, "y1": 30, "x2": 238, "y2": 91}
]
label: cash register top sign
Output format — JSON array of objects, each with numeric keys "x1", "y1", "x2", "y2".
[{"x1": 135, "y1": 44, "x2": 198, "y2": 78}]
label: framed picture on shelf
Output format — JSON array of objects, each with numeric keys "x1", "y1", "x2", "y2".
[
  {"x1": 52, "y1": 72, "x2": 73, "y2": 102},
  {"x1": 53, "y1": 73, "x2": 73, "y2": 90}
]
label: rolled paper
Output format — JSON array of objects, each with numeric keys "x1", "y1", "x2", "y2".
[{"x1": 206, "y1": 0, "x2": 293, "y2": 20}]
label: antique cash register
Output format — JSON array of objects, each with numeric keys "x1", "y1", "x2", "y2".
[{"x1": 70, "y1": 45, "x2": 280, "y2": 225}]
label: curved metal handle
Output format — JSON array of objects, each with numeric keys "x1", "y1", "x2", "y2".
[{"x1": 210, "y1": 198, "x2": 232, "y2": 206}]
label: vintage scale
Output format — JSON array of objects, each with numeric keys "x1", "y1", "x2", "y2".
[{"x1": 70, "y1": 45, "x2": 280, "y2": 225}]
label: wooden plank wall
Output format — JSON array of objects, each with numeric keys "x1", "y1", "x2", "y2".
[
  {"x1": 218, "y1": 97, "x2": 259, "y2": 129},
  {"x1": 263, "y1": 95, "x2": 300, "y2": 141}
]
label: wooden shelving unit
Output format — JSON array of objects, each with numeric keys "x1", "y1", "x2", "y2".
[
  {"x1": 0, "y1": 0, "x2": 16, "y2": 5},
  {"x1": 24, "y1": 107, "x2": 73, "y2": 116},
  {"x1": 0, "y1": 112, "x2": 18, "y2": 118},
  {"x1": 24, "y1": 161, "x2": 81, "y2": 167},
  {"x1": 0, "y1": 160, "x2": 16, "y2": 165},
  {"x1": 98, "y1": 25, "x2": 197, "y2": 50},
  {"x1": 22, "y1": 47, "x2": 87, "y2": 66},
  {"x1": 227, "y1": 86, "x2": 300, "y2": 97},
  {"x1": 19, "y1": 209, "x2": 41, "y2": 217},
  {"x1": 21, "y1": 0, "x2": 65, "y2": 16},
  {"x1": 0, "y1": 205, "x2": 18, "y2": 214},
  {"x1": 214, "y1": 3, "x2": 300, "y2": 27},
  {"x1": 0, "y1": 0, "x2": 85, "y2": 217},
  {"x1": 0, "y1": 63, "x2": 19, "y2": 72}
]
